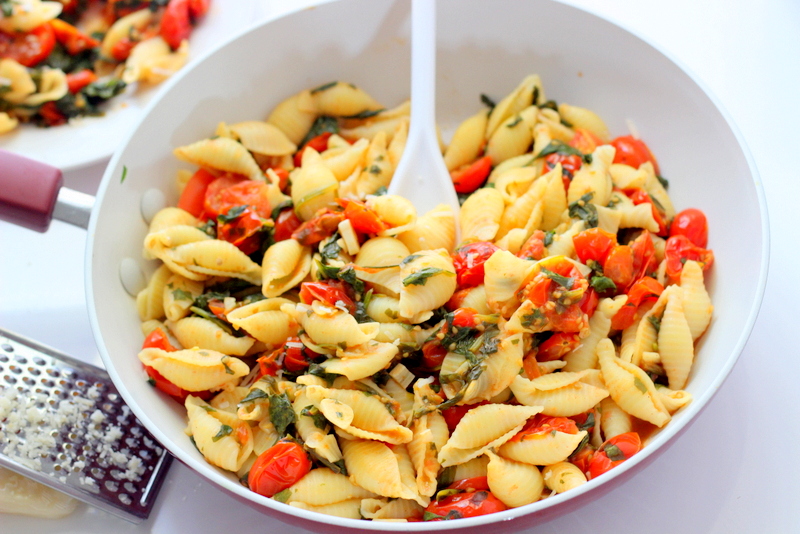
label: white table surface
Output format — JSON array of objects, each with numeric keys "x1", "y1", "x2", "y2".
[{"x1": 2, "y1": 0, "x2": 798, "y2": 532}]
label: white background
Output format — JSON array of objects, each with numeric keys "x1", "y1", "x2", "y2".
[{"x1": 1, "y1": 0, "x2": 798, "y2": 532}]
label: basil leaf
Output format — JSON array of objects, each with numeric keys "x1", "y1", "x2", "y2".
[
  {"x1": 480, "y1": 93, "x2": 496, "y2": 109},
  {"x1": 310, "y1": 81, "x2": 338, "y2": 94},
  {"x1": 269, "y1": 392, "x2": 296, "y2": 437},
  {"x1": 590, "y1": 275, "x2": 617, "y2": 292},
  {"x1": 212, "y1": 424, "x2": 233, "y2": 442},
  {"x1": 240, "y1": 388, "x2": 268, "y2": 405},
  {"x1": 341, "y1": 108, "x2": 385, "y2": 120},
  {"x1": 568, "y1": 193, "x2": 598, "y2": 228},
  {"x1": 298, "y1": 115, "x2": 339, "y2": 148},
  {"x1": 217, "y1": 204, "x2": 248, "y2": 224},
  {"x1": 300, "y1": 405, "x2": 328, "y2": 430},
  {"x1": 540, "y1": 267, "x2": 575, "y2": 289},
  {"x1": 403, "y1": 267, "x2": 453, "y2": 287},
  {"x1": 270, "y1": 199, "x2": 293, "y2": 221},
  {"x1": 605, "y1": 443, "x2": 626, "y2": 462},
  {"x1": 648, "y1": 315, "x2": 662, "y2": 333},
  {"x1": 273, "y1": 489, "x2": 292, "y2": 503},
  {"x1": 534, "y1": 140, "x2": 584, "y2": 160}
]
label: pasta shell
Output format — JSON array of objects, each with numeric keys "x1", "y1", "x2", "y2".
[
  {"x1": 138, "y1": 347, "x2": 248, "y2": 391},
  {"x1": 340, "y1": 440, "x2": 423, "y2": 504},
  {"x1": 291, "y1": 147, "x2": 341, "y2": 220},
  {"x1": 226, "y1": 298, "x2": 295, "y2": 348},
  {"x1": 262, "y1": 239, "x2": 312, "y2": 297},
  {"x1": 679, "y1": 260, "x2": 713, "y2": 340},
  {"x1": 486, "y1": 450, "x2": 543, "y2": 508},
  {"x1": 185, "y1": 396, "x2": 252, "y2": 472},
  {"x1": 459, "y1": 187, "x2": 505, "y2": 242},
  {"x1": 397, "y1": 250, "x2": 457, "y2": 320},
  {"x1": 0, "y1": 58, "x2": 36, "y2": 104},
  {"x1": 397, "y1": 205, "x2": 456, "y2": 254},
  {"x1": 510, "y1": 372, "x2": 609, "y2": 417},
  {"x1": 563, "y1": 296, "x2": 627, "y2": 372},
  {"x1": 567, "y1": 144, "x2": 614, "y2": 206},
  {"x1": 266, "y1": 89, "x2": 318, "y2": 145},
  {"x1": 310, "y1": 81, "x2": 383, "y2": 117},
  {"x1": 321, "y1": 342, "x2": 398, "y2": 381},
  {"x1": 658, "y1": 288, "x2": 694, "y2": 390},
  {"x1": 283, "y1": 467, "x2": 375, "y2": 507},
  {"x1": 557, "y1": 103, "x2": 610, "y2": 141},
  {"x1": 542, "y1": 462, "x2": 587, "y2": 493},
  {"x1": 170, "y1": 317, "x2": 255, "y2": 356},
  {"x1": 444, "y1": 109, "x2": 489, "y2": 171},
  {"x1": 174, "y1": 137, "x2": 263, "y2": 181},
  {"x1": 498, "y1": 428, "x2": 588, "y2": 466},
  {"x1": 228, "y1": 121, "x2": 297, "y2": 156}
]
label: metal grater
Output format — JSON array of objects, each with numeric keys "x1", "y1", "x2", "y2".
[{"x1": 0, "y1": 327, "x2": 172, "y2": 523}]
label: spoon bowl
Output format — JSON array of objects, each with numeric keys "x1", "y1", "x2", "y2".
[{"x1": 388, "y1": 0, "x2": 461, "y2": 221}]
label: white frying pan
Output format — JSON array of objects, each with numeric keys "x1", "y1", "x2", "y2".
[{"x1": 0, "y1": 0, "x2": 768, "y2": 531}]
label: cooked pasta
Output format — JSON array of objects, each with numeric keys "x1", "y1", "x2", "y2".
[{"x1": 133, "y1": 74, "x2": 715, "y2": 523}]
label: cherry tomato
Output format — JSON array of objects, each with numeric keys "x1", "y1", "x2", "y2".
[
  {"x1": 450, "y1": 307, "x2": 478, "y2": 328},
  {"x1": 451, "y1": 156, "x2": 492, "y2": 194},
  {"x1": 610, "y1": 135, "x2": 660, "y2": 175},
  {"x1": 544, "y1": 152, "x2": 583, "y2": 190},
  {"x1": 178, "y1": 169, "x2": 216, "y2": 217},
  {"x1": 441, "y1": 402, "x2": 488, "y2": 432},
  {"x1": 445, "y1": 287, "x2": 472, "y2": 311},
  {"x1": 65, "y1": 68, "x2": 97, "y2": 94},
  {"x1": 425, "y1": 491, "x2": 507, "y2": 520},
  {"x1": 0, "y1": 24, "x2": 56, "y2": 67},
  {"x1": 269, "y1": 166, "x2": 290, "y2": 192},
  {"x1": 568, "y1": 127, "x2": 603, "y2": 154},
  {"x1": 144, "y1": 365, "x2": 188, "y2": 400},
  {"x1": 206, "y1": 298, "x2": 227, "y2": 321},
  {"x1": 603, "y1": 245, "x2": 634, "y2": 289},
  {"x1": 294, "y1": 132, "x2": 334, "y2": 167},
  {"x1": 188, "y1": 0, "x2": 211, "y2": 19},
  {"x1": 519, "y1": 256, "x2": 588, "y2": 333},
  {"x1": 573, "y1": 227, "x2": 617, "y2": 266},
  {"x1": 160, "y1": 0, "x2": 193, "y2": 50},
  {"x1": 204, "y1": 176, "x2": 271, "y2": 220},
  {"x1": 452, "y1": 241, "x2": 499, "y2": 288},
  {"x1": 522, "y1": 350, "x2": 540, "y2": 379},
  {"x1": 629, "y1": 230, "x2": 658, "y2": 282},
  {"x1": 142, "y1": 327, "x2": 178, "y2": 352},
  {"x1": 342, "y1": 199, "x2": 387, "y2": 234},
  {"x1": 37, "y1": 101, "x2": 67, "y2": 126},
  {"x1": 664, "y1": 234, "x2": 714, "y2": 283},
  {"x1": 537, "y1": 332, "x2": 581, "y2": 362},
  {"x1": 273, "y1": 208, "x2": 302, "y2": 242},
  {"x1": 299, "y1": 281, "x2": 355, "y2": 312},
  {"x1": 669, "y1": 208, "x2": 708, "y2": 248},
  {"x1": 291, "y1": 208, "x2": 344, "y2": 247},
  {"x1": 448, "y1": 476, "x2": 490, "y2": 492},
  {"x1": 517, "y1": 230, "x2": 547, "y2": 261},
  {"x1": 421, "y1": 341, "x2": 448, "y2": 369},
  {"x1": 216, "y1": 206, "x2": 266, "y2": 255},
  {"x1": 587, "y1": 432, "x2": 642, "y2": 480},
  {"x1": 110, "y1": 36, "x2": 138, "y2": 61},
  {"x1": 578, "y1": 287, "x2": 599, "y2": 318},
  {"x1": 50, "y1": 18, "x2": 99, "y2": 55},
  {"x1": 282, "y1": 338, "x2": 310, "y2": 373},
  {"x1": 610, "y1": 276, "x2": 664, "y2": 331},
  {"x1": 569, "y1": 444, "x2": 594, "y2": 474},
  {"x1": 510, "y1": 414, "x2": 579, "y2": 443},
  {"x1": 248, "y1": 439, "x2": 311, "y2": 498}
]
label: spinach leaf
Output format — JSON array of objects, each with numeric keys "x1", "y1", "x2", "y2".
[
  {"x1": 568, "y1": 193, "x2": 599, "y2": 228},
  {"x1": 402, "y1": 267, "x2": 453, "y2": 287},
  {"x1": 269, "y1": 392, "x2": 296, "y2": 437}
]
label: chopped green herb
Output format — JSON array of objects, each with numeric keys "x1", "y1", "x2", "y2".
[
  {"x1": 269, "y1": 392, "x2": 296, "y2": 437},
  {"x1": 270, "y1": 199, "x2": 293, "y2": 221},
  {"x1": 217, "y1": 205, "x2": 249, "y2": 224},
  {"x1": 221, "y1": 356, "x2": 235, "y2": 375},
  {"x1": 480, "y1": 93, "x2": 496, "y2": 109},
  {"x1": 591, "y1": 275, "x2": 617, "y2": 292},
  {"x1": 540, "y1": 267, "x2": 575, "y2": 289},
  {"x1": 506, "y1": 115, "x2": 523, "y2": 128},
  {"x1": 310, "y1": 81, "x2": 338, "y2": 94},
  {"x1": 648, "y1": 315, "x2": 662, "y2": 333},
  {"x1": 633, "y1": 376, "x2": 649, "y2": 394},
  {"x1": 239, "y1": 388, "x2": 269, "y2": 404},
  {"x1": 341, "y1": 108, "x2": 385, "y2": 120},
  {"x1": 171, "y1": 288, "x2": 194, "y2": 301},
  {"x1": 368, "y1": 164, "x2": 381, "y2": 174},
  {"x1": 657, "y1": 175, "x2": 669, "y2": 190},
  {"x1": 273, "y1": 489, "x2": 292, "y2": 503},
  {"x1": 300, "y1": 405, "x2": 328, "y2": 430},
  {"x1": 120, "y1": 165, "x2": 128, "y2": 184},
  {"x1": 403, "y1": 267, "x2": 453, "y2": 287},
  {"x1": 299, "y1": 115, "x2": 339, "y2": 148},
  {"x1": 605, "y1": 443, "x2": 626, "y2": 462},
  {"x1": 568, "y1": 193, "x2": 599, "y2": 228},
  {"x1": 543, "y1": 230, "x2": 555, "y2": 247},
  {"x1": 212, "y1": 425, "x2": 233, "y2": 442}
]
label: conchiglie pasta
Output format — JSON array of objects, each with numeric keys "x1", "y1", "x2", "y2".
[
  {"x1": 138, "y1": 347, "x2": 248, "y2": 391},
  {"x1": 170, "y1": 316, "x2": 255, "y2": 356},
  {"x1": 185, "y1": 396, "x2": 252, "y2": 472},
  {"x1": 226, "y1": 298, "x2": 295, "y2": 347},
  {"x1": 262, "y1": 239, "x2": 312, "y2": 297},
  {"x1": 510, "y1": 372, "x2": 609, "y2": 417},
  {"x1": 486, "y1": 450, "x2": 543, "y2": 508}
]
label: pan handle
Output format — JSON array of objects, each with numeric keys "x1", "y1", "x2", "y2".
[{"x1": 0, "y1": 149, "x2": 94, "y2": 232}]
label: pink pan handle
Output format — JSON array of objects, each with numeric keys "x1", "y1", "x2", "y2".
[{"x1": 0, "y1": 149, "x2": 93, "y2": 232}]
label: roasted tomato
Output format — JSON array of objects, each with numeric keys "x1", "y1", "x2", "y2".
[
  {"x1": 424, "y1": 490, "x2": 508, "y2": 520},
  {"x1": 587, "y1": 432, "x2": 642, "y2": 480},
  {"x1": 248, "y1": 439, "x2": 311, "y2": 497},
  {"x1": 452, "y1": 241, "x2": 499, "y2": 288},
  {"x1": 669, "y1": 208, "x2": 708, "y2": 248}
]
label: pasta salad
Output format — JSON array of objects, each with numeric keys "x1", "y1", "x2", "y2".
[
  {"x1": 0, "y1": 0, "x2": 210, "y2": 134},
  {"x1": 134, "y1": 76, "x2": 714, "y2": 522}
]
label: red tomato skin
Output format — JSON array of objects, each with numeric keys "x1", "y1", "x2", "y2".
[
  {"x1": 510, "y1": 414, "x2": 579, "y2": 442},
  {"x1": 38, "y1": 102, "x2": 67, "y2": 126},
  {"x1": 160, "y1": 0, "x2": 193, "y2": 50},
  {"x1": 544, "y1": 153, "x2": 583, "y2": 191},
  {"x1": 610, "y1": 135, "x2": 660, "y2": 175},
  {"x1": 294, "y1": 132, "x2": 334, "y2": 167},
  {"x1": 517, "y1": 230, "x2": 547, "y2": 261},
  {"x1": 664, "y1": 234, "x2": 714, "y2": 282},
  {"x1": 50, "y1": 18, "x2": 100, "y2": 55},
  {"x1": 451, "y1": 156, "x2": 492, "y2": 194},
  {"x1": 178, "y1": 169, "x2": 216, "y2": 217},
  {"x1": 65, "y1": 69, "x2": 97, "y2": 93},
  {"x1": 299, "y1": 281, "x2": 354, "y2": 310},
  {"x1": 0, "y1": 24, "x2": 56, "y2": 67},
  {"x1": 450, "y1": 307, "x2": 478, "y2": 328},
  {"x1": 669, "y1": 208, "x2": 708, "y2": 248},
  {"x1": 537, "y1": 332, "x2": 581, "y2": 362},
  {"x1": 291, "y1": 209, "x2": 344, "y2": 247},
  {"x1": 573, "y1": 228, "x2": 617, "y2": 265},
  {"x1": 216, "y1": 207, "x2": 265, "y2": 254},
  {"x1": 629, "y1": 230, "x2": 658, "y2": 282},
  {"x1": 441, "y1": 402, "x2": 488, "y2": 432},
  {"x1": 587, "y1": 432, "x2": 642, "y2": 480},
  {"x1": 425, "y1": 491, "x2": 508, "y2": 520},
  {"x1": 142, "y1": 328, "x2": 178, "y2": 352},
  {"x1": 448, "y1": 476, "x2": 490, "y2": 492},
  {"x1": 273, "y1": 208, "x2": 302, "y2": 242},
  {"x1": 343, "y1": 200, "x2": 386, "y2": 234},
  {"x1": 421, "y1": 341, "x2": 448, "y2": 369},
  {"x1": 452, "y1": 241, "x2": 500, "y2": 288},
  {"x1": 248, "y1": 440, "x2": 311, "y2": 497},
  {"x1": 603, "y1": 245, "x2": 634, "y2": 289}
]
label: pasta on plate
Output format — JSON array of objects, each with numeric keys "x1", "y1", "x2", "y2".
[{"x1": 134, "y1": 75, "x2": 714, "y2": 522}]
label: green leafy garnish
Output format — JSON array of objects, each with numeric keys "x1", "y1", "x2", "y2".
[
  {"x1": 568, "y1": 193, "x2": 599, "y2": 228},
  {"x1": 298, "y1": 115, "x2": 339, "y2": 148},
  {"x1": 300, "y1": 405, "x2": 328, "y2": 430},
  {"x1": 605, "y1": 443, "x2": 626, "y2": 462},
  {"x1": 217, "y1": 204, "x2": 248, "y2": 224},
  {"x1": 269, "y1": 392, "x2": 296, "y2": 437},
  {"x1": 239, "y1": 388, "x2": 268, "y2": 404},
  {"x1": 120, "y1": 165, "x2": 128, "y2": 184},
  {"x1": 273, "y1": 489, "x2": 292, "y2": 503},
  {"x1": 310, "y1": 81, "x2": 338, "y2": 94},
  {"x1": 212, "y1": 425, "x2": 233, "y2": 442},
  {"x1": 341, "y1": 108, "x2": 385, "y2": 120},
  {"x1": 540, "y1": 267, "x2": 574, "y2": 289},
  {"x1": 590, "y1": 275, "x2": 617, "y2": 292},
  {"x1": 402, "y1": 267, "x2": 453, "y2": 287}
]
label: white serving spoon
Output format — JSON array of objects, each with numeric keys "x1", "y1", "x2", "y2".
[{"x1": 388, "y1": 0, "x2": 461, "y2": 223}]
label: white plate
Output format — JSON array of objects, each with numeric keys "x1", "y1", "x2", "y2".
[{"x1": 0, "y1": 0, "x2": 265, "y2": 172}]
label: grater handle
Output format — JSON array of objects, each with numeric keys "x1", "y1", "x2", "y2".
[{"x1": 0, "y1": 149, "x2": 94, "y2": 232}]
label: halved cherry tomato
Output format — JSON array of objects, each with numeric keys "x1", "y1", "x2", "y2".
[
  {"x1": 425, "y1": 491, "x2": 507, "y2": 520},
  {"x1": 144, "y1": 365, "x2": 187, "y2": 400},
  {"x1": 282, "y1": 337, "x2": 310, "y2": 373},
  {"x1": 510, "y1": 414, "x2": 579, "y2": 443},
  {"x1": 50, "y1": 18, "x2": 99, "y2": 55},
  {"x1": 38, "y1": 101, "x2": 67, "y2": 126},
  {"x1": 573, "y1": 227, "x2": 617, "y2": 266},
  {"x1": 441, "y1": 402, "x2": 488, "y2": 432},
  {"x1": 610, "y1": 135, "x2": 660, "y2": 175},
  {"x1": 625, "y1": 188, "x2": 668, "y2": 236},
  {"x1": 519, "y1": 256, "x2": 588, "y2": 333},
  {"x1": 445, "y1": 287, "x2": 471, "y2": 311},
  {"x1": 610, "y1": 276, "x2": 664, "y2": 331},
  {"x1": 342, "y1": 199, "x2": 387, "y2": 234},
  {"x1": 587, "y1": 432, "x2": 642, "y2": 480},
  {"x1": 544, "y1": 152, "x2": 583, "y2": 190},
  {"x1": 522, "y1": 350, "x2": 540, "y2": 379},
  {"x1": 248, "y1": 439, "x2": 311, "y2": 498},
  {"x1": 268, "y1": 166, "x2": 290, "y2": 192},
  {"x1": 450, "y1": 307, "x2": 478, "y2": 328},
  {"x1": 569, "y1": 443, "x2": 594, "y2": 474},
  {"x1": 206, "y1": 298, "x2": 227, "y2": 321},
  {"x1": 294, "y1": 132, "x2": 334, "y2": 167},
  {"x1": 216, "y1": 206, "x2": 266, "y2": 255},
  {"x1": 448, "y1": 476, "x2": 490, "y2": 492},
  {"x1": 568, "y1": 127, "x2": 603, "y2": 154},
  {"x1": 629, "y1": 230, "x2": 658, "y2": 282},
  {"x1": 291, "y1": 208, "x2": 344, "y2": 247},
  {"x1": 603, "y1": 245, "x2": 634, "y2": 289},
  {"x1": 0, "y1": 24, "x2": 56, "y2": 67},
  {"x1": 299, "y1": 281, "x2": 355, "y2": 311},
  {"x1": 537, "y1": 332, "x2": 581, "y2": 362},
  {"x1": 669, "y1": 208, "x2": 708, "y2": 248},
  {"x1": 451, "y1": 156, "x2": 492, "y2": 194},
  {"x1": 421, "y1": 341, "x2": 448, "y2": 370},
  {"x1": 65, "y1": 68, "x2": 97, "y2": 93},
  {"x1": 205, "y1": 176, "x2": 271, "y2": 220},
  {"x1": 664, "y1": 234, "x2": 714, "y2": 283},
  {"x1": 178, "y1": 169, "x2": 216, "y2": 217},
  {"x1": 142, "y1": 327, "x2": 178, "y2": 352},
  {"x1": 517, "y1": 230, "x2": 547, "y2": 261},
  {"x1": 160, "y1": 0, "x2": 193, "y2": 50},
  {"x1": 188, "y1": 0, "x2": 211, "y2": 19},
  {"x1": 452, "y1": 241, "x2": 499, "y2": 288},
  {"x1": 110, "y1": 36, "x2": 138, "y2": 62},
  {"x1": 273, "y1": 208, "x2": 302, "y2": 242}
]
